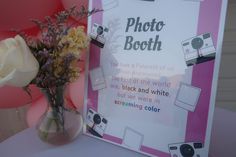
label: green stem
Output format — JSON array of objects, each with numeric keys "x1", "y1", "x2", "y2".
[{"x1": 39, "y1": 118, "x2": 54, "y2": 140}]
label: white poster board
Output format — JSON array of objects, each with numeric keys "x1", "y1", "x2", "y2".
[{"x1": 84, "y1": 0, "x2": 228, "y2": 156}]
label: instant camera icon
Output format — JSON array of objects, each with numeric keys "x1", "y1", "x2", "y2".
[
  {"x1": 169, "y1": 142, "x2": 204, "y2": 157},
  {"x1": 182, "y1": 33, "x2": 216, "y2": 66},
  {"x1": 90, "y1": 23, "x2": 109, "y2": 48},
  {"x1": 86, "y1": 108, "x2": 108, "y2": 138}
]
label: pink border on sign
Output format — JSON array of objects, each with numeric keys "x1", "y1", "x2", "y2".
[
  {"x1": 103, "y1": 134, "x2": 123, "y2": 144},
  {"x1": 140, "y1": 146, "x2": 170, "y2": 157},
  {"x1": 186, "y1": 0, "x2": 223, "y2": 142},
  {"x1": 87, "y1": 0, "x2": 103, "y2": 112},
  {"x1": 87, "y1": 0, "x2": 223, "y2": 156}
]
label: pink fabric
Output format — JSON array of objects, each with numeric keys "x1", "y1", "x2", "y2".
[{"x1": 26, "y1": 97, "x2": 48, "y2": 127}]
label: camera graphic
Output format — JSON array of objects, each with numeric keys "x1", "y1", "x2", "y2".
[
  {"x1": 182, "y1": 33, "x2": 216, "y2": 66},
  {"x1": 90, "y1": 23, "x2": 109, "y2": 48},
  {"x1": 86, "y1": 108, "x2": 108, "y2": 138},
  {"x1": 169, "y1": 142, "x2": 204, "y2": 157}
]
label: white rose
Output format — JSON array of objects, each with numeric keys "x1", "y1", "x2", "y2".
[{"x1": 0, "y1": 35, "x2": 39, "y2": 87}]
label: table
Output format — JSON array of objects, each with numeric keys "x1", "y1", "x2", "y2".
[
  {"x1": 1, "y1": 108, "x2": 236, "y2": 157},
  {"x1": 0, "y1": 127, "x2": 146, "y2": 157}
]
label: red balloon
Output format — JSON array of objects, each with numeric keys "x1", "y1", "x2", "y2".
[
  {"x1": 61, "y1": 0, "x2": 88, "y2": 26},
  {"x1": 0, "y1": 85, "x2": 42, "y2": 108},
  {"x1": 61, "y1": 0, "x2": 88, "y2": 8},
  {"x1": 68, "y1": 72, "x2": 85, "y2": 111},
  {"x1": 78, "y1": 51, "x2": 86, "y2": 71},
  {"x1": 26, "y1": 97, "x2": 47, "y2": 127},
  {"x1": 0, "y1": 0, "x2": 64, "y2": 31}
]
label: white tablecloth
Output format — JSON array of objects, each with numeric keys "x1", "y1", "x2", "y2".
[
  {"x1": 0, "y1": 127, "x2": 146, "y2": 157},
  {"x1": 0, "y1": 107, "x2": 236, "y2": 157}
]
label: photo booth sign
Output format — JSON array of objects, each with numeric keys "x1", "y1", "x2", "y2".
[{"x1": 84, "y1": 0, "x2": 228, "y2": 156}]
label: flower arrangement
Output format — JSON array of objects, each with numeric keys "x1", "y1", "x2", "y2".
[
  {"x1": 0, "y1": 6, "x2": 100, "y2": 88},
  {"x1": 0, "y1": 6, "x2": 100, "y2": 144}
]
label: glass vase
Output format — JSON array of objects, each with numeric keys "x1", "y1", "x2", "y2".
[{"x1": 36, "y1": 85, "x2": 83, "y2": 145}]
